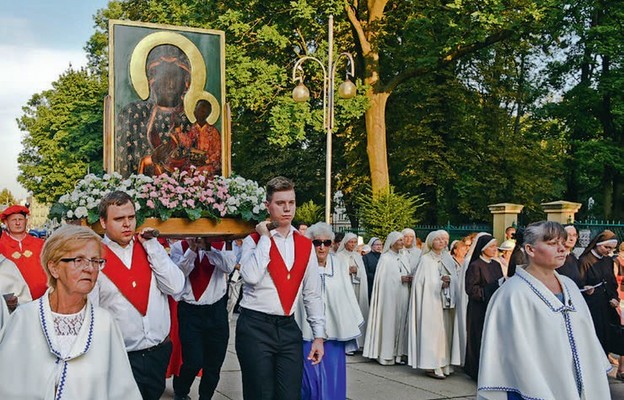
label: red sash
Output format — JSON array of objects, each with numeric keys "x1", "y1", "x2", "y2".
[
  {"x1": 250, "y1": 232, "x2": 312, "y2": 315},
  {"x1": 102, "y1": 241, "x2": 152, "y2": 316},
  {"x1": 0, "y1": 235, "x2": 47, "y2": 299},
  {"x1": 180, "y1": 241, "x2": 224, "y2": 301}
]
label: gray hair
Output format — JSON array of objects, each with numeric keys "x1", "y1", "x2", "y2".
[
  {"x1": 523, "y1": 221, "x2": 567, "y2": 247},
  {"x1": 304, "y1": 222, "x2": 335, "y2": 240}
]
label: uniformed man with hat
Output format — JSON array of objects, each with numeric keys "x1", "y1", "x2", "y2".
[{"x1": 0, "y1": 204, "x2": 47, "y2": 301}]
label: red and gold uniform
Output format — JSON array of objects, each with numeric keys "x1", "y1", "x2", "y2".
[{"x1": 0, "y1": 205, "x2": 47, "y2": 300}]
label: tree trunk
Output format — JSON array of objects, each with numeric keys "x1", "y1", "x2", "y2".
[{"x1": 365, "y1": 92, "x2": 390, "y2": 193}]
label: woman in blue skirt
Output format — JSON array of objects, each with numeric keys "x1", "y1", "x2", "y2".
[{"x1": 294, "y1": 222, "x2": 364, "y2": 400}]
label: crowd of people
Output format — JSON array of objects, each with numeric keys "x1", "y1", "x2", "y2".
[{"x1": 0, "y1": 177, "x2": 620, "y2": 399}]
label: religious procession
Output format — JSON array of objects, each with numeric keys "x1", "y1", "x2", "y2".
[{"x1": 3, "y1": 2, "x2": 624, "y2": 400}]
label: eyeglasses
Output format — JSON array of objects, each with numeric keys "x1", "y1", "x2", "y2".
[
  {"x1": 60, "y1": 257, "x2": 106, "y2": 271},
  {"x1": 312, "y1": 239, "x2": 333, "y2": 248}
]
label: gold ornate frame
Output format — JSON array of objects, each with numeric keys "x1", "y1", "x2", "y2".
[{"x1": 105, "y1": 20, "x2": 230, "y2": 176}]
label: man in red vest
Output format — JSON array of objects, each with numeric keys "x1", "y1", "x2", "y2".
[
  {"x1": 0, "y1": 205, "x2": 47, "y2": 301},
  {"x1": 236, "y1": 176, "x2": 325, "y2": 399},
  {"x1": 89, "y1": 191, "x2": 185, "y2": 400},
  {"x1": 169, "y1": 237, "x2": 235, "y2": 400}
]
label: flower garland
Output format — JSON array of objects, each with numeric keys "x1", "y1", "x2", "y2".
[{"x1": 54, "y1": 168, "x2": 268, "y2": 225}]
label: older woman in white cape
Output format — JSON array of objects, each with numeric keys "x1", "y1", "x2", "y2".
[
  {"x1": 295, "y1": 223, "x2": 364, "y2": 400},
  {"x1": 401, "y1": 228, "x2": 422, "y2": 273},
  {"x1": 0, "y1": 225, "x2": 141, "y2": 399},
  {"x1": 363, "y1": 231, "x2": 411, "y2": 365},
  {"x1": 337, "y1": 232, "x2": 369, "y2": 348},
  {"x1": 478, "y1": 221, "x2": 611, "y2": 400},
  {"x1": 408, "y1": 230, "x2": 460, "y2": 379}
]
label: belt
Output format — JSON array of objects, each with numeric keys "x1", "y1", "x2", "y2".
[
  {"x1": 240, "y1": 307, "x2": 293, "y2": 322},
  {"x1": 128, "y1": 335, "x2": 171, "y2": 355}
]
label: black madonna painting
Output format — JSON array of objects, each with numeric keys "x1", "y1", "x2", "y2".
[{"x1": 106, "y1": 20, "x2": 227, "y2": 177}]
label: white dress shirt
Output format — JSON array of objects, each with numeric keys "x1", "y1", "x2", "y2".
[
  {"x1": 89, "y1": 236, "x2": 185, "y2": 352},
  {"x1": 239, "y1": 226, "x2": 325, "y2": 338},
  {"x1": 169, "y1": 240, "x2": 236, "y2": 305}
]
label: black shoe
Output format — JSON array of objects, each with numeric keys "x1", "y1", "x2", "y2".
[{"x1": 174, "y1": 395, "x2": 191, "y2": 400}]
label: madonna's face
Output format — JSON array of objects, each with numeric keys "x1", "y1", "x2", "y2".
[{"x1": 150, "y1": 62, "x2": 189, "y2": 107}]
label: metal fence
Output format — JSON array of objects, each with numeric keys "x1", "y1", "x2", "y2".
[
  {"x1": 414, "y1": 223, "x2": 492, "y2": 242},
  {"x1": 573, "y1": 219, "x2": 624, "y2": 248},
  {"x1": 335, "y1": 223, "x2": 492, "y2": 242}
]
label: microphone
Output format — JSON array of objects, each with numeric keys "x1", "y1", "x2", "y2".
[{"x1": 140, "y1": 229, "x2": 160, "y2": 240}]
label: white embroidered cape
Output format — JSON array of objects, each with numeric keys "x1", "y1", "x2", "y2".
[
  {"x1": 478, "y1": 268, "x2": 611, "y2": 400},
  {"x1": 0, "y1": 290, "x2": 141, "y2": 399},
  {"x1": 295, "y1": 254, "x2": 363, "y2": 352}
]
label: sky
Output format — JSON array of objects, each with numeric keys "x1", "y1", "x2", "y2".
[{"x1": 0, "y1": 0, "x2": 109, "y2": 200}]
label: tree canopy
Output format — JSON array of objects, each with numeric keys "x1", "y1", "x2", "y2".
[
  {"x1": 16, "y1": 0, "x2": 624, "y2": 223},
  {"x1": 0, "y1": 189, "x2": 17, "y2": 206}
]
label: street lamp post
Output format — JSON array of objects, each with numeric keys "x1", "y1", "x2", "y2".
[{"x1": 291, "y1": 15, "x2": 356, "y2": 224}]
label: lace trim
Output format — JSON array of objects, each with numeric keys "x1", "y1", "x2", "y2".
[{"x1": 52, "y1": 306, "x2": 86, "y2": 336}]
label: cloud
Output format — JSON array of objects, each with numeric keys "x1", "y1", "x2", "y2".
[
  {"x1": 0, "y1": 16, "x2": 37, "y2": 47},
  {"x1": 0, "y1": 44, "x2": 88, "y2": 200}
]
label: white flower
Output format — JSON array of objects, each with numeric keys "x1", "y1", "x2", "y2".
[
  {"x1": 67, "y1": 210, "x2": 74, "y2": 218},
  {"x1": 74, "y1": 206, "x2": 88, "y2": 219}
]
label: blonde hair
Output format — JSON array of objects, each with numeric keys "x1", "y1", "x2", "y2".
[{"x1": 41, "y1": 225, "x2": 102, "y2": 289}]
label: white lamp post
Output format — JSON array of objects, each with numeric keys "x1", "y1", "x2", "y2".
[{"x1": 292, "y1": 15, "x2": 356, "y2": 224}]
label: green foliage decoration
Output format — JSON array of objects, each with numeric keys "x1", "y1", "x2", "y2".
[
  {"x1": 357, "y1": 186, "x2": 426, "y2": 240},
  {"x1": 0, "y1": 189, "x2": 17, "y2": 206},
  {"x1": 294, "y1": 200, "x2": 324, "y2": 225}
]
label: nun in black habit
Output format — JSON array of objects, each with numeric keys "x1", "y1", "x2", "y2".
[
  {"x1": 463, "y1": 234, "x2": 504, "y2": 381},
  {"x1": 578, "y1": 229, "x2": 620, "y2": 354},
  {"x1": 555, "y1": 225, "x2": 583, "y2": 288}
]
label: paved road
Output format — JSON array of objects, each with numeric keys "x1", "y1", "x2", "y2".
[{"x1": 162, "y1": 316, "x2": 624, "y2": 399}]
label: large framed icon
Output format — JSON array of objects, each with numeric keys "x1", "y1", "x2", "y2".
[{"x1": 104, "y1": 20, "x2": 230, "y2": 177}]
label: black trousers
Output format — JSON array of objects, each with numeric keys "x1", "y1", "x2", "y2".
[
  {"x1": 235, "y1": 307, "x2": 303, "y2": 400},
  {"x1": 128, "y1": 338, "x2": 173, "y2": 400},
  {"x1": 173, "y1": 296, "x2": 230, "y2": 399}
]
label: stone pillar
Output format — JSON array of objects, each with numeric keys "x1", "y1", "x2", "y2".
[
  {"x1": 488, "y1": 203, "x2": 524, "y2": 243},
  {"x1": 541, "y1": 200, "x2": 582, "y2": 224}
]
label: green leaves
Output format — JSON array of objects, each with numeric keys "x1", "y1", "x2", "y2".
[
  {"x1": 357, "y1": 186, "x2": 426, "y2": 240},
  {"x1": 0, "y1": 189, "x2": 17, "y2": 206},
  {"x1": 17, "y1": 68, "x2": 106, "y2": 204},
  {"x1": 17, "y1": 0, "x2": 623, "y2": 227},
  {"x1": 295, "y1": 200, "x2": 324, "y2": 225}
]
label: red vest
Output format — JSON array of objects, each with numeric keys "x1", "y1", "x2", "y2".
[
  {"x1": 102, "y1": 241, "x2": 152, "y2": 316},
  {"x1": 250, "y1": 232, "x2": 312, "y2": 315},
  {"x1": 180, "y1": 241, "x2": 224, "y2": 301},
  {"x1": 0, "y1": 234, "x2": 47, "y2": 299}
]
